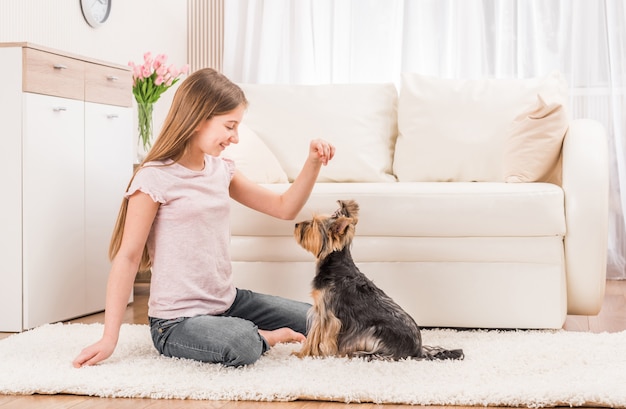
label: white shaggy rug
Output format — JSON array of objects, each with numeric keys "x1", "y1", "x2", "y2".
[{"x1": 0, "y1": 323, "x2": 625, "y2": 407}]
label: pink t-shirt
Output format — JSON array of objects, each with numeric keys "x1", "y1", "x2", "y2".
[{"x1": 126, "y1": 155, "x2": 237, "y2": 319}]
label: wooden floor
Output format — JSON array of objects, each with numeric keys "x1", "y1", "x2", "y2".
[{"x1": 1, "y1": 279, "x2": 625, "y2": 409}]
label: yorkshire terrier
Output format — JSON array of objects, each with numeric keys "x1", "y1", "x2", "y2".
[{"x1": 293, "y1": 200, "x2": 464, "y2": 361}]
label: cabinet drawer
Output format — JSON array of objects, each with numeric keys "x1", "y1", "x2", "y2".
[
  {"x1": 85, "y1": 63, "x2": 133, "y2": 107},
  {"x1": 22, "y1": 48, "x2": 84, "y2": 100}
]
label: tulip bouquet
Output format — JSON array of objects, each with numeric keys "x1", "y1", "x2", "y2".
[{"x1": 129, "y1": 52, "x2": 189, "y2": 151}]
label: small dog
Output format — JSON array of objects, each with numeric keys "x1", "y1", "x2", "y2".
[{"x1": 293, "y1": 200, "x2": 464, "y2": 361}]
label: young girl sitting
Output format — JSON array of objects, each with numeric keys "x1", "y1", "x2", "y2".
[{"x1": 73, "y1": 68, "x2": 335, "y2": 367}]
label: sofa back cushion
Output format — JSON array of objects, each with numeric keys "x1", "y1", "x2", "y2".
[
  {"x1": 503, "y1": 95, "x2": 569, "y2": 184},
  {"x1": 394, "y1": 71, "x2": 568, "y2": 182},
  {"x1": 239, "y1": 83, "x2": 398, "y2": 182}
]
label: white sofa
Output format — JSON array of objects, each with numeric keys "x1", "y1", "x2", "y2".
[{"x1": 223, "y1": 72, "x2": 609, "y2": 329}]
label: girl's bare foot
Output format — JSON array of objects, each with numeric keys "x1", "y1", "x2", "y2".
[{"x1": 259, "y1": 328, "x2": 306, "y2": 346}]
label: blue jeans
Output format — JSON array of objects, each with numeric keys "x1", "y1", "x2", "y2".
[{"x1": 149, "y1": 288, "x2": 311, "y2": 367}]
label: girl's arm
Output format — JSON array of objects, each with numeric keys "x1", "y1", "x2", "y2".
[
  {"x1": 72, "y1": 192, "x2": 159, "y2": 367},
  {"x1": 229, "y1": 139, "x2": 335, "y2": 220}
]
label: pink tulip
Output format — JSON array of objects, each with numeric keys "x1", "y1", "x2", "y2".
[
  {"x1": 141, "y1": 65, "x2": 152, "y2": 78},
  {"x1": 181, "y1": 64, "x2": 190, "y2": 74},
  {"x1": 156, "y1": 65, "x2": 168, "y2": 77},
  {"x1": 155, "y1": 76, "x2": 165, "y2": 86},
  {"x1": 167, "y1": 64, "x2": 180, "y2": 78},
  {"x1": 153, "y1": 54, "x2": 168, "y2": 70},
  {"x1": 133, "y1": 65, "x2": 143, "y2": 79}
]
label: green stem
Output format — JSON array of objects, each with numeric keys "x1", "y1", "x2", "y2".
[{"x1": 137, "y1": 102, "x2": 154, "y2": 151}]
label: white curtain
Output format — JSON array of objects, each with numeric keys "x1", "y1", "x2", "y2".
[{"x1": 223, "y1": 0, "x2": 626, "y2": 279}]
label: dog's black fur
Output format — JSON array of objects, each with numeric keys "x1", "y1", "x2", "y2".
[{"x1": 293, "y1": 200, "x2": 464, "y2": 361}]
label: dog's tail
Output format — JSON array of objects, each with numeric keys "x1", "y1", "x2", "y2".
[{"x1": 420, "y1": 345, "x2": 464, "y2": 361}]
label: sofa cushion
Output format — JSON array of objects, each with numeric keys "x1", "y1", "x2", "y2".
[
  {"x1": 230, "y1": 182, "x2": 566, "y2": 237},
  {"x1": 503, "y1": 94, "x2": 569, "y2": 183},
  {"x1": 394, "y1": 71, "x2": 568, "y2": 182},
  {"x1": 221, "y1": 123, "x2": 289, "y2": 183},
  {"x1": 238, "y1": 83, "x2": 398, "y2": 183}
]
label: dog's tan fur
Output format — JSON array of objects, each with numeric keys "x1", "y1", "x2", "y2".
[{"x1": 294, "y1": 289, "x2": 342, "y2": 357}]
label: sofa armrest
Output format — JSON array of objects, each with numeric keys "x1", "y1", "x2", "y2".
[{"x1": 562, "y1": 118, "x2": 609, "y2": 315}]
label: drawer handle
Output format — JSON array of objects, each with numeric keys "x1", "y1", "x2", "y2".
[
  {"x1": 107, "y1": 114, "x2": 119, "y2": 119},
  {"x1": 53, "y1": 107, "x2": 67, "y2": 112},
  {"x1": 107, "y1": 75, "x2": 119, "y2": 81},
  {"x1": 53, "y1": 64, "x2": 68, "y2": 70}
]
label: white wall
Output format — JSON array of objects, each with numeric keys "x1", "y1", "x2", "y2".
[{"x1": 0, "y1": 0, "x2": 188, "y2": 145}]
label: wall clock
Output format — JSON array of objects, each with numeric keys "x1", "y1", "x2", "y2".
[{"x1": 81, "y1": 0, "x2": 111, "y2": 28}]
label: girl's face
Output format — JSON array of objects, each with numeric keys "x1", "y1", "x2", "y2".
[{"x1": 192, "y1": 104, "x2": 245, "y2": 157}]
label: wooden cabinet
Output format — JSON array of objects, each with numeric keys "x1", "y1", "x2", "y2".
[{"x1": 0, "y1": 43, "x2": 133, "y2": 332}]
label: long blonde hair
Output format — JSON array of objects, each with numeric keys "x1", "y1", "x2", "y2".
[{"x1": 109, "y1": 68, "x2": 248, "y2": 272}]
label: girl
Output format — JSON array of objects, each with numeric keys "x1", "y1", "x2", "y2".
[{"x1": 73, "y1": 68, "x2": 335, "y2": 368}]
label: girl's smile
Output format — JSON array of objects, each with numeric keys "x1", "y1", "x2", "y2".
[{"x1": 181, "y1": 105, "x2": 245, "y2": 170}]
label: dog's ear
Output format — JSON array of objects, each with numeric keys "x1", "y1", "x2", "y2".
[
  {"x1": 335, "y1": 200, "x2": 359, "y2": 223},
  {"x1": 330, "y1": 216, "x2": 353, "y2": 236}
]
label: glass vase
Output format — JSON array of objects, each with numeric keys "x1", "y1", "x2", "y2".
[{"x1": 137, "y1": 101, "x2": 154, "y2": 161}]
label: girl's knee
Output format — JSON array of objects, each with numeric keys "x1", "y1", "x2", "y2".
[
  {"x1": 214, "y1": 319, "x2": 269, "y2": 367},
  {"x1": 221, "y1": 330, "x2": 268, "y2": 367},
  {"x1": 158, "y1": 316, "x2": 268, "y2": 367},
  {"x1": 222, "y1": 343, "x2": 262, "y2": 367}
]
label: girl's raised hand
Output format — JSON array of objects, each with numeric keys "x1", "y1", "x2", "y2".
[{"x1": 309, "y1": 139, "x2": 335, "y2": 166}]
